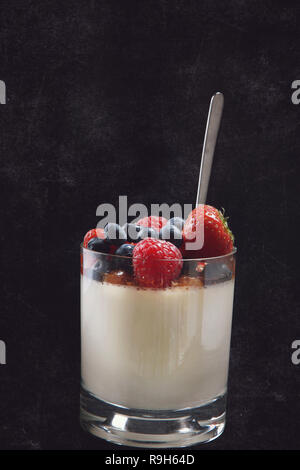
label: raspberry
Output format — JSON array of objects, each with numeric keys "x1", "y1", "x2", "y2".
[
  {"x1": 137, "y1": 216, "x2": 167, "y2": 232},
  {"x1": 133, "y1": 238, "x2": 183, "y2": 288},
  {"x1": 83, "y1": 228, "x2": 105, "y2": 248}
]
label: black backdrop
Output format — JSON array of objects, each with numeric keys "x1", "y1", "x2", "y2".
[{"x1": 0, "y1": 0, "x2": 299, "y2": 450}]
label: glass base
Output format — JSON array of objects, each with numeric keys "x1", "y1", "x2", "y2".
[{"x1": 80, "y1": 387, "x2": 226, "y2": 448}]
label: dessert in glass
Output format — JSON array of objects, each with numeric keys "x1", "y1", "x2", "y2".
[{"x1": 80, "y1": 207, "x2": 236, "y2": 447}]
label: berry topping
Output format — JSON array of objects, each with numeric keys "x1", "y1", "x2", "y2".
[
  {"x1": 137, "y1": 226, "x2": 159, "y2": 241},
  {"x1": 115, "y1": 243, "x2": 135, "y2": 257},
  {"x1": 204, "y1": 262, "x2": 232, "y2": 285},
  {"x1": 122, "y1": 223, "x2": 142, "y2": 243},
  {"x1": 159, "y1": 224, "x2": 182, "y2": 248},
  {"x1": 182, "y1": 205, "x2": 234, "y2": 258},
  {"x1": 85, "y1": 259, "x2": 110, "y2": 282},
  {"x1": 83, "y1": 228, "x2": 105, "y2": 248},
  {"x1": 115, "y1": 243, "x2": 135, "y2": 272},
  {"x1": 104, "y1": 223, "x2": 127, "y2": 246},
  {"x1": 196, "y1": 262, "x2": 206, "y2": 273},
  {"x1": 169, "y1": 217, "x2": 185, "y2": 231},
  {"x1": 133, "y1": 238, "x2": 183, "y2": 288},
  {"x1": 87, "y1": 237, "x2": 110, "y2": 254},
  {"x1": 137, "y1": 216, "x2": 168, "y2": 232}
]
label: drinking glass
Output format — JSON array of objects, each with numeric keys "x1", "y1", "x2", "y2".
[{"x1": 80, "y1": 245, "x2": 236, "y2": 447}]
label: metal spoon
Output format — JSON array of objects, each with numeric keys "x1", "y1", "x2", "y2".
[{"x1": 195, "y1": 92, "x2": 224, "y2": 206}]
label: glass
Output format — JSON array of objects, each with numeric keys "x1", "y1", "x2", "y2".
[{"x1": 80, "y1": 245, "x2": 236, "y2": 448}]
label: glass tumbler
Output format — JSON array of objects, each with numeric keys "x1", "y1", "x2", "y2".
[{"x1": 80, "y1": 245, "x2": 236, "y2": 447}]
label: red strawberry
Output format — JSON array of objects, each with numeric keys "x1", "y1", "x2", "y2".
[
  {"x1": 133, "y1": 238, "x2": 183, "y2": 288},
  {"x1": 136, "y1": 216, "x2": 167, "y2": 232},
  {"x1": 182, "y1": 205, "x2": 234, "y2": 258},
  {"x1": 83, "y1": 228, "x2": 105, "y2": 248},
  {"x1": 196, "y1": 262, "x2": 206, "y2": 273}
]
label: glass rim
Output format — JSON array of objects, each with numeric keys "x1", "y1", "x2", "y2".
[{"x1": 81, "y1": 244, "x2": 237, "y2": 262}]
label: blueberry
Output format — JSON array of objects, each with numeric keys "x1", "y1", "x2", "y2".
[
  {"x1": 90, "y1": 259, "x2": 110, "y2": 281},
  {"x1": 137, "y1": 227, "x2": 159, "y2": 241},
  {"x1": 122, "y1": 223, "x2": 142, "y2": 243},
  {"x1": 115, "y1": 243, "x2": 135, "y2": 272},
  {"x1": 159, "y1": 224, "x2": 182, "y2": 248},
  {"x1": 115, "y1": 243, "x2": 135, "y2": 257},
  {"x1": 87, "y1": 237, "x2": 110, "y2": 253},
  {"x1": 104, "y1": 223, "x2": 127, "y2": 246},
  {"x1": 204, "y1": 263, "x2": 232, "y2": 285},
  {"x1": 169, "y1": 217, "x2": 185, "y2": 231}
]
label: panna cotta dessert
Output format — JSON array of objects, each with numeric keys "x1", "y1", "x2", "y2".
[
  {"x1": 81, "y1": 206, "x2": 235, "y2": 411},
  {"x1": 81, "y1": 272, "x2": 234, "y2": 410}
]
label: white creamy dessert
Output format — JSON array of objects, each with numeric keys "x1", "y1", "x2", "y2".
[{"x1": 81, "y1": 274, "x2": 235, "y2": 410}]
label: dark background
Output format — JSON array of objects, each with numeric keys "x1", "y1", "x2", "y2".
[{"x1": 0, "y1": 0, "x2": 299, "y2": 450}]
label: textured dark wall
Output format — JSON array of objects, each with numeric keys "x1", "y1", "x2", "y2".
[{"x1": 0, "y1": 0, "x2": 299, "y2": 450}]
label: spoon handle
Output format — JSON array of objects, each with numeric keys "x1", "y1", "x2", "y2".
[{"x1": 196, "y1": 92, "x2": 224, "y2": 206}]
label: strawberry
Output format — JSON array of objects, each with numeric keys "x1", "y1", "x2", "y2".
[
  {"x1": 83, "y1": 228, "x2": 105, "y2": 248},
  {"x1": 182, "y1": 205, "x2": 234, "y2": 258},
  {"x1": 136, "y1": 216, "x2": 167, "y2": 232},
  {"x1": 133, "y1": 238, "x2": 183, "y2": 288},
  {"x1": 196, "y1": 262, "x2": 206, "y2": 273}
]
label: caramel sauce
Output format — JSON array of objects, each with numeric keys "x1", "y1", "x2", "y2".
[
  {"x1": 103, "y1": 271, "x2": 136, "y2": 287},
  {"x1": 171, "y1": 275, "x2": 204, "y2": 288},
  {"x1": 100, "y1": 270, "x2": 204, "y2": 289}
]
